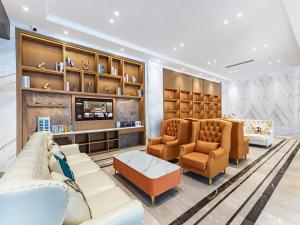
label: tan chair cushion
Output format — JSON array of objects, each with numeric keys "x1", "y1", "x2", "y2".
[
  {"x1": 147, "y1": 144, "x2": 164, "y2": 157},
  {"x1": 195, "y1": 140, "x2": 219, "y2": 154},
  {"x1": 162, "y1": 135, "x2": 176, "y2": 144},
  {"x1": 181, "y1": 152, "x2": 209, "y2": 171}
]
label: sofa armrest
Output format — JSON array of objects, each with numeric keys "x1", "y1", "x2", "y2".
[
  {"x1": 79, "y1": 200, "x2": 144, "y2": 225},
  {"x1": 60, "y1": 144, "x2": 80, "y2": 155},
  {"x1": 209, "y1": 147, "x2": 225, "y2": 159},
  {"x1": 180, "y1": 143, "x2": 196, "y2": 156},
  {"x1": 165, "y1": 140, "x2": 179, "y2": 147},
  {"x1": 148, "y1": 137, "x2": 162, "y2": 145}
]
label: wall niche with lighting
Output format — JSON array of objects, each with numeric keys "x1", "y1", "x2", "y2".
[{"x1": 163, "y1": 68, "x2": 222, "y2": 120}]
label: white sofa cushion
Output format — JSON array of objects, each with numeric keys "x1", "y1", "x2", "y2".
[
  {"x1": 87, "y1": 187, "x2": 132, "y2": 218},
  {"x1": 51, "y1": 172, "x2": 92, "y2": 225},
  {"x1": 70, "y1": 161, "x2": 100, "y2": 178},
  {"x1": 67, "y1": 153, "x2": 91, "y2": 165},
  {"x1": 76, "y1": 171, "x2": 116, "y2": 197},
  {"x1": 49, "y1": 155, "x2": 75, "y2": 181}
]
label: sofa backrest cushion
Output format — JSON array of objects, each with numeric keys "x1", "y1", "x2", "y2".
[
  {"x1": 51, "y1": 172, "x2": 91, "y2": 225},
  {"x1": 244, "y1": 120, "x2": 273, "y2": 135},
  {"x1": 195, "y1": 140, "x2": 219, "y2": 154}
]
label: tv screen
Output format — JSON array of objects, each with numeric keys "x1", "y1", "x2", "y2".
[{"x1": 75, "y1": 98, "x2": 113, "y2": 121}]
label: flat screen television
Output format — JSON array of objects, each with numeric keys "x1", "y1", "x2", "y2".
[{"x1": 75, "y1": 97, "x2": 113, "y2": 121}]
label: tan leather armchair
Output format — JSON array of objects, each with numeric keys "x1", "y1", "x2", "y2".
[
  {"x1": 183, "y1": 118, "x2": 199, "y2": 143},
  {"x1": 179, "y1": 119, "x2": 232, "y2": 185},
  {"x1": 147, "y1": 119, "x2": 189, "y2": 161},
  {"x1": 224, "y1": 119, "x2": 249, "y2": 164}
]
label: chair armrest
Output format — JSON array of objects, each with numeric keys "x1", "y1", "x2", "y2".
[
  {"x1": 148, "y1": 137, "x2": 162, "y2": 145},
  {"x1": 244, "y1": 137, "x2": 249, "y2": 144},
  {"x1": 180, "y1": 143, "x2": 196, "y2": 156},
  {"x1": 209, "y1": 147, "x2": 225, "y2": 159},
  {"x1": 60, "y1": 144, "x2": 80, "y2": 155},
  {"x1": 165, "y1": 140, "x2": 179, "y2": 147},
  {"x1": 79, "y1": 200, "x2": 144, "y2": 225}
]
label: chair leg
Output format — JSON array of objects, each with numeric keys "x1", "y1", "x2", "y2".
[
  {"x1": 224, "y1": 169, "x2": 226, "y2": 174},
  {"x1": 236, "y1": 159, "x2": 239, "y2": 165},
  {"x1": 244, "y1": 155, "x2": 247, "y2": 159},
  {"x1": 208, "y1": 177, "x2": 212, "y2": 186},
  {"x1": 181, "y1": 167, "x2": 185, "y2": 174}
]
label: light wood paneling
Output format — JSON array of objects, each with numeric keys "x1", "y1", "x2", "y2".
[
  {"x1": 163, "y1": 69, "x2": 179, "y2": 90},
  {"x1": 180, "y1": 74, "x2": 193, "y2": 92}
]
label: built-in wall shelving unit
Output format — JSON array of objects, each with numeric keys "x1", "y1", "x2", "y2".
[
  {"x1": 16, "y1": 29, "x2": 145, "y2": 152},
  {"x1": 163, "y1": 68, "x2": 222, "y2": 120}
]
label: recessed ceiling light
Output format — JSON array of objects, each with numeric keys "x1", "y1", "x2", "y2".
[
  {"x1": 277, "y1": 60, "x2": 281, "y2": 63},
  {"x1": 22, "y1": 6, "x2": 29, "y2": 11},
  {"x1": 235, "y1": 69, "x2": 238, "y2": 73},
  {"x1": 63, "y1": 30, "x2": 68, "y2": 35},
  {"x1": 229, "y1": 71, "x2": 232, "y2": 74},
  {"x1": 120, "y1": 48, "x2": 124, "y2": 52},
  {"x1": 109, "y1": 18, "x2": 114, "y2": 23},
  {"x1": 237, "y1": 13, "x2": 243, "y2": 18},
  {"x1": 180, "y1": 43, "x2": 184, "y2": 47},
  {"x1": 264, "y1": 44, "x2": 268, "y2": 48},
  {"x1": 253, "y1": 47, "x2": 257, "y2": 51},
  {"x1": 182, "y1": 67, "x2": 185, "y2": 71},
  {"x1": 268, "y1": 61, "x2": 272, "y2": 65},
  {"x1": 207, "y1": 61, "x2": 211, "y2": 65},
  {"x1": 214, "y1": 59, "x2": 217, "y2": 63},
  {"x1": 224, "y1": 20, "x2": 229, "y2": 25},
  {"x1": 173, "y1": 47, "x2": 177, "y2": 51},
  {"x1": 114, "y1": 11, "x2": 120, "y2": 16},
  {"x1": 156, "y1": 59, "x2": 160, "y2": 63}
]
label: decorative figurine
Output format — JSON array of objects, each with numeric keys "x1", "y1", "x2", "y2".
[
  {"x1": 37, "y1": 62, "x2": 46, "y2": 69},
  {"x1": 87, "y1": 81, "x2": 92, "y2": 92},
  {"x1": 82, "y1": 60, "x2": 89, "y2": 70},
  {"x1": 66, "y1": 57, "x2": 74, "y2": 67},
  {"x1": 73, "y1": 85, "x2": 79, "y2": 92},
  {"x1": 132, "y1": 76, "x2": 136, "y2": 83},
  {"x1": 43, "y1": 82, "x2": 51, "y2": 90}
]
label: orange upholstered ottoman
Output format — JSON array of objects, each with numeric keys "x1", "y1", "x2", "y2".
[{"x1": 113, "y1": 150, "x2": 181, "y2": 204}]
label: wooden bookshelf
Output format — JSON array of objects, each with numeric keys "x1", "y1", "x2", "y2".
[
  {"x1": 16, "y1": 29, "x2": 145, "y2": 152},
  {"x1": 163, "y1": 68, "x2": 222, "y2": 120}
]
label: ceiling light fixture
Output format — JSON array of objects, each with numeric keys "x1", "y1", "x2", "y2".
[
  {"x1": 109, "y1": 18, "x2": 114, "y2": 23},
  {"x1": 173, "y1": 47, "x2": 177, "y2": 50},
  {"x1": 180, "y1": 43, "x2": 184, "y2": 47},
  {"x1": 120, "y1": 48, "x2": 124, "y2": 52},
  {"x1": 182, "y1": 67, "x2": 185, "y2": 71},
  {"x1": 237, "y1": 13, "x2": 243, "y2": 18},
  {"x1": 268, "y1": 61, "x2": 272, "y2": 65},
  {"x1": 114, "y1": 11, "x2": 119, "y2": 16},
  {"x1": 63, "y1": 30, "x2": 68, "y2": 35},
  {"x1": 207, "y1": 61, "x2": 211, "y2": 65},
  {"x1": 235, "y1": 69, "x2": 238, "y2": 73},
  {"x1": 253, "y1": 47, "x2": 257, "y2": 51},
  {"x1": 263, "y1": 44, "x2": 268, "y2": 48},
  {"x1": 224, "y1": 20, "x2": 229, "y2": 25},
  {"x1": 22, "y1": 6, "x2": 29, "y2": 11},
  {"x1": 229, "y1": 71, "x2": 232, "y2": 74},
  {"x1": 277, "y1": 60, "x2": 281, "y2": 63},
  {"x1": 214, "y1": 59, "x2": 217, "y2": 63},
  {"x1": 156, "y1": 59, "x2": 160, "y2": 63}
]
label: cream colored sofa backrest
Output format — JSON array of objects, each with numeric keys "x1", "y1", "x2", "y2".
[
  {"x1": 0, "y1": 132, "x2": 68, "y2": 225},
  {"x1": 243, "y1": 120, "x2": 273, "y2": 135}
]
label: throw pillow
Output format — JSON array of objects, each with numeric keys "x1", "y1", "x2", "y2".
[
  {"x1": 49, "y1": 155, "x2": 75, "y2": 181},
  {"x1": 195, "y1": 140, "x2": 219, "y2": 154},
  {"x1": 162, "y1": 135, "x2": 176, "y2": 144},
  {"x1": 48, "y1": 145, "x2": 67, "y2": 161},
  {"x1": 51, "y1": 172, "x2": 92, "y2": 225}
]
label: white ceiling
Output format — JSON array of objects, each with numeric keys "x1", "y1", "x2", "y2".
[{"x1": 3, "y1": 0, "x2": 300, "y2": 81}]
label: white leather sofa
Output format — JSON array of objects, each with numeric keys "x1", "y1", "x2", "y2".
[
  {"x1": 0, "y1": 132, "x2": 144, "y2": 225},
  {"x1": 243, "y1": 120, "x2": 274, "y2": 147}
]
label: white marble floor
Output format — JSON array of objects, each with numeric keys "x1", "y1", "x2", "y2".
[{"x1": 91, "y1": 138, "x2": 300, "y2": 225}]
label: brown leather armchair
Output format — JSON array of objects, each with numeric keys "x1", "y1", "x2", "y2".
[
  {"x1": 147, "y1": 119, "x2": 189, "y2": 161},
  {"x1": 183, "y1": 118, "x2": 199, "y2": 143},
  {"x1": 224, "y1": 119, "x2": 249, "y2": 164},
  {"x1": 179, "y1": 119, "x2": 232, "y2": 185}
]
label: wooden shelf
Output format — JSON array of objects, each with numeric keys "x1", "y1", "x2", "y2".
[
  {"x1": 165, "y1": 110, "x2": 179, "y2": 113},
  {"x1": 164, "y1": 99, "x2": 179, "y2": 102},
  {"x1": 124, "y1": 82, "x2": 143, "y2": 87},
  {"x1": 180, "y1": 100, "x2": 192, "y2": 103},
  {"x1": 194, "y1": 101, "x2": 203, "y2": 103},
  {"x1": 164, "y1": 88, "x2": 178, "y2": 91},
  {"x1": 193, "y1": 110, "x2": 203, "y2": 113},
  {"x1": 181, "y1": 90, "x2": 192, "y2": 93},
  {"x1": 22, "y1": 66, "x2": 64, "y2": 76},
  {"x1": 99, "y1": 73, "x2": 122, "y2": 80},
  {"x1": 27, "y1": 103, "x2": 67, "y2": 108},
  {"x1": 22, "y1": 88, "x2": 143, "y2": 99},
  {"x1": 181, "y1": 109, "x2": 192, "y2": 112}
]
